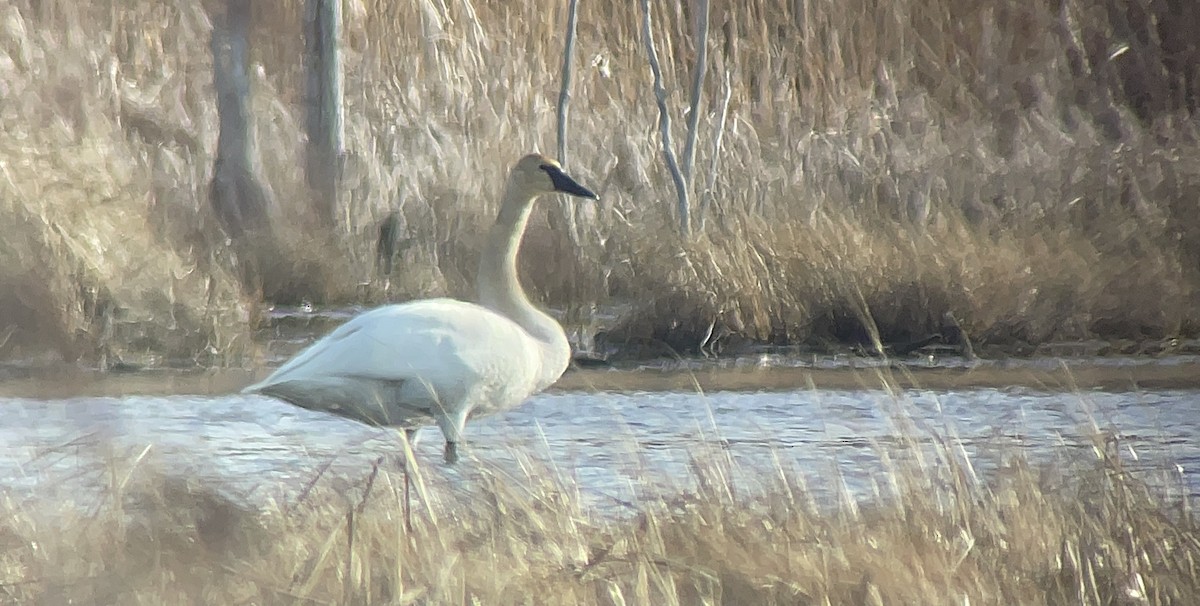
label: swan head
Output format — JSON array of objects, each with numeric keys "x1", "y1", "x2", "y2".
[{"x1": 511, "y1": 153, "x2": 599, "y2": 201}]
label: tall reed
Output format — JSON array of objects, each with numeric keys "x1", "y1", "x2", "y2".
[{"x1": 1, "y1": 0, "x2": 1197, "y2": 364}]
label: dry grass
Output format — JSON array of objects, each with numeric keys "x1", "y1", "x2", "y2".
[
  {"x1": 1, "y1": 0, "x2": 1199, "y2": 364},
  {"x1": 0, "y1": 409, "x2": 1196, "y2": 604}
]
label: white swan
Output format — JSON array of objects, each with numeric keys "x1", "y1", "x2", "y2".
[{"x1": 243, "y1": 153, "x2": 598, "y2": 463}]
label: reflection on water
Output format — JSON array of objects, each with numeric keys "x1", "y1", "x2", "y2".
[{"x1": 2, "y1": 383, "x2": 1197, "y2": 511}]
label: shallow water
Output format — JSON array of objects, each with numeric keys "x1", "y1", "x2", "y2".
[{"x1": 2, "y1": 365, "x2": 1197, "y2": 513}]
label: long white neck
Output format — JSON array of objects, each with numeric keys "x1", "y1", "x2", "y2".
[{"x1": 476, "y1": 179, "x2": 571, "y2": 388}]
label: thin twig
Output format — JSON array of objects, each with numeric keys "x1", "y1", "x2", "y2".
[
  {"x1": 293, "y1": 457, "x2": 335, "y2": 510},
  {"x1": 357, "y1": 456, "x2": 382, "y2": 514}
]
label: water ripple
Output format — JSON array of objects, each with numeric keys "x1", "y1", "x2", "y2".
[{"x1": 1, "y1": 386, "x2": 1197, "y2": 510}]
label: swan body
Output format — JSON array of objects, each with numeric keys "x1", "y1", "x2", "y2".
[
  {"x1": 245, "y1": 299, "x2": 561, "y2": 428},
  {"x1": 243, "y1": 154, "x2": 598, "y2": 463}
]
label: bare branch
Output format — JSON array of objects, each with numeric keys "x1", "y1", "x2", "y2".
[
  {"x1": 681, "y1": 0, "x2": 711, "y2": 186},
  {"x1": 557, "y1": 0, "x2": 580, "y2": 166},
  {"x1": 699, "y1": 69, "x2": 732, "y2": 231},
  {"x1": 639, "y1": 0, "x2": 691, "y2": 236},
  {"x1": 555, "y1": 0, "x2": 583, "y2": 245}
]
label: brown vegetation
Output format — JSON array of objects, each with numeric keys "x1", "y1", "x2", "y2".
[
  {"x1": 1, "y1": 0, "x2": 1199, "y2": 365},
  {"x1": 0, "y1": 412, "x2": 1196, "y2": 604}
]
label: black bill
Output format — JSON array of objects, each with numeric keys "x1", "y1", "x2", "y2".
[{"x1": 541, "y1": 163, "x2": 599, "y2": 200}]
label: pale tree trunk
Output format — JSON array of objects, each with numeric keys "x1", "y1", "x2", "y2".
[
  {"x1": 548, "y1": 0, "x2": 588, "y2": 327},
  {"x1": 304, "y1": 0, "x2": 345, "y2": 227},
  {"x1": 639, "y1": 0, "x2": 691, "y2": 236},
  {"x1": 554, "y1": 0, "x2": 583, "y2": 246},
  {"x1": 681, "y1": 0, "x2": 710, "y2": 186},
  {"x1": 209, "y1": 0, "x2": 275, "y2": 288}
]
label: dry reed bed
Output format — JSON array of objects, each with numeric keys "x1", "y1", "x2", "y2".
[
  {"x1": 0, "y1": 424, "x2": 1196, "y2": 604},
  {"x1": 1, "y1": 0, "x2": 1199, "y2": 364}
]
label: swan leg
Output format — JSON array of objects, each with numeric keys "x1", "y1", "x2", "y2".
[{"x1": 435, "y1": 407, "x2": 470, "y2": 465}]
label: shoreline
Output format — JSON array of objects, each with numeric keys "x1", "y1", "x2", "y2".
[{"x1": 2, "y1": 354, "x2": 1198, "y2": 399}]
